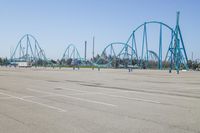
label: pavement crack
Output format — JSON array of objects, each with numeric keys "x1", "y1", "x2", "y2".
[
  {"x1": 0, "y1": 112, "x2": 26, "y2": 125},
  {"x1": 80, "y1": 83, "x2": 200, "y2": 99}
]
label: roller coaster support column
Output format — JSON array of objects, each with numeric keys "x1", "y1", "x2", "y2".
[
  {"x1": 174, "y1": 12, "x2": 188, "y2": 73},
  {"x1": 159, "y1": 24, "x2": 162, "y2": 69},
  {"x1": 175, "y1": 12, "x2": 180, "y2": 74},
  {"x1": 141, "y1": 22, "x2": 148, "y2": 68},
  {"x1": 132, "y1": 33, "x2": 138, "y2": 65},
  {"x1": 168, "y1": 12, "x2": 188, "y2": 73}
]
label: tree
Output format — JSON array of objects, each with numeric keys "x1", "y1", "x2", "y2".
[
  {"x1": 66, "y1": 58, "x2": 72, "y2": 65},
  {"x1": 0, "y1": 58, "x2": 2, "y2": 65}
]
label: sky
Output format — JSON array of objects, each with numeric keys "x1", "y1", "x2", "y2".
[{"x1": 0, "y1": 0, "x2": 199, "y2": 60}]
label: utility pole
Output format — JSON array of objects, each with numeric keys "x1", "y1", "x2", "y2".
[
  {"x1": 92, "y1": 36, "x2": 95, "y2": 59},
  {"x1": 192, "y1": 52, "x2": 193, "y2": 61},
  {"x1": 84, "y1": 41, "x2": 87, "y2": 61}
]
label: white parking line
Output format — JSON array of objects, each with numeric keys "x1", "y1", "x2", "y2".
[
  {"x1": 27, "y1": 88, "x2": 117, "y2": 107},
  {"x1": 65, "y1": 88, "x2": 162, "y2": 104},
  {"x1": 97, "y1": 93, "x2": 161, "y2": 104},
  {"x1": 58, "y1": 87, "x2": 88, "y2": 93},
  {"x1": 0, "y1": 92, "x2": 66, "y2": 112},
  {"x1": 0, "y1": 95, "x2": 35, "y2": 100},
  {"x1": 68, "y1": 92, "x2": 99, "y2": 96},
  {"x1": 46, "y1": 87, "x2": 162, "y2": 104},
  {"x1": 21, "y1": 96, "x2": 35, "y2": 99},
  {"x1": 27, "y1": 87, "x2": 161, "y2": 106}
]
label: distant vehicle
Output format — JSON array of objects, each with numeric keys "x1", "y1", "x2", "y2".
[{"x1": 10, "y1": 62, "x2": 32, "y2": 67}]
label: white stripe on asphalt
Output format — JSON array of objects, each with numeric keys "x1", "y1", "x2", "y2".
[
  {"x1": 0, "y1": 91, "x2": 66, "y2": 112},
  {"x1": 97, "y1": 93, "x2": 161, "y2": 104},
  {"x1": 27, "y1": 88, "x2": 117, "y2": 107}
]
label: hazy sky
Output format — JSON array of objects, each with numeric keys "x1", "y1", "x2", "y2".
[{"x1": 0, "y1": 0, "x2": 199, "y2": 60}]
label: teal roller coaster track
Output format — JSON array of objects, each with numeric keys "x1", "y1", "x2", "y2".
[{"x1": 10, "y1": 12, "x2": 188, "y2": 74}]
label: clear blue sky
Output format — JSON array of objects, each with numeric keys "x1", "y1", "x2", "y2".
[{"x1": 0, "y1": 0, "x2": 199, "y2": 60}]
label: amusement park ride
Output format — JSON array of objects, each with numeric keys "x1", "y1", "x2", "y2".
[
  {"x1": 10, "y1": 12, "x2": 188, "y2": 73},
  {"x1": 10, "y1": 34, "x2": 47, "y2": 66}
]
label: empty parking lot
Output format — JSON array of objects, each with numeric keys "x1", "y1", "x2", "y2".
[{"x1": 0, "y1": 67, "x2": 200, "y2": 133}]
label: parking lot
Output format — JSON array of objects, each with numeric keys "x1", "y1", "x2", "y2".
[{"x1": 0, "y1": 67, "x2": 200, "y2": 133}]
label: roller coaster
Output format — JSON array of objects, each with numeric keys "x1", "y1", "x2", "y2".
[
  {"x1": 9, "y1": 12, "x2": 188, "y2": 73},
  {"x1": 61, "y1": 12, "x2": 188, "y2": 73},
  {"x1": 10, "y1": 34, "x2": 47, "y2": 62},
  {"x1": 61, "y1": 44, "x2": 87, "y2": 66}
]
